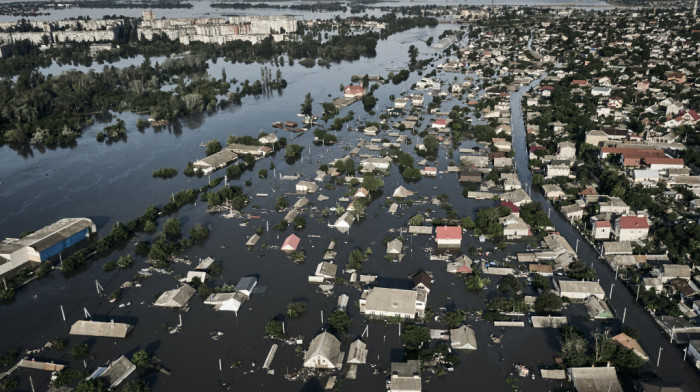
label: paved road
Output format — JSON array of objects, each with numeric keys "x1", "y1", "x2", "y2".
[{"x1": 509, "y1": 78, "x2": 700, "y2": 390}]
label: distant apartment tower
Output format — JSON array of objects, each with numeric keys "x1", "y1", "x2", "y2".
[{"x1": 143, "y1": 9, "x2": 155, "y2": 21}]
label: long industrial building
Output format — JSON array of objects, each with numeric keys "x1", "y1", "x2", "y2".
[{"x1": 0, "y1": 217, "x2": 96, "y2": 276}]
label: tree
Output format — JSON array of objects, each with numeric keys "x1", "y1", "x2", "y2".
[
  {"x1": 327, "y1": 310, "x2": 351, "y2": 332},
  {"x1": 132, "y1": 349, "x2": 150, "y2": 368},
  {"x1": 205, "y1": 139, "x2": 222, "y2": 156},
  {"x1": 285, "y1": 144, "x2": 303, "y2": 159},
  {"x1": 444, "y1": 309, "x2": 465, "y2": 329},
  {"x1": 70, "y1": 343, "x2": 89, "y2": 359},
  {"x1": 122, "y1": 380, "x2": 150, "y2": 392},
  {"x1": 402, "y1": 325, "x2": 430, "y2": 352},
  {"x1": 189, "y1": 223, "x2": 209, "y2": 243},
  {"x1": 362, "y1": 175, "x2": 384, "y2": 192},
  {"x1": 163, "y1": 217, "x2": 181, "y2": 238},
  {"x1": 567, "y1": 260, "x2": 596, "y2": 281},
  {"x1": 275, "y1": 196, "x2": 289, "y2": 210},
  {"x1": 560, "y1": 327, "x2": 589, "y2": 367},
  {"x1": 143, "y1": 220, "x2": 157, "y2": 234},
  {"x1": 265, "y1": 319, "x2": 285, "y2": 338},
  {"x1": 348, "y1": 249, "x2": 364, "y2": 270},
  {"x1": 286, "y1": 301, "x2": 308, "y2": 318},
  {"x1": 498, "y1": 274, "x2": 521, "y2": 295},
  {"x1": 531, "y1": 274, "x2": 552, "y2": 291},
  {"x1": 300, "y1": 92, "x2": 313, "y2": 115},
  {"x1": 75, "y1": 378, "x2": 106, "y2": 392},
  {"x1": 408, "y1": 214, "x2": 424, "y2": 226},
  {"x1": 535, "y1": 291, "x2": 563, "y2": 314},
  {"x1": 612, "y1": 347, "x2": 644, "y2": 370}
]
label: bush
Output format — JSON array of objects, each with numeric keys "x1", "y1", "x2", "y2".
[
  {"x1": 287, "y1": 301, "x2": 308, "y2": 318},
  {"x1": 70, "y1": 343, "x2": 89, "y2": 359},
  {"x1": 103, "y1": 261, "x2": 117, "y2": 272}
]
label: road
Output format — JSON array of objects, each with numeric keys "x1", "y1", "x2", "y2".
[{"x1": 509, "y1": 76, "x2": 700, "y2": 389}]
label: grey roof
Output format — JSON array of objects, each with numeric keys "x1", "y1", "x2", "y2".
[
  {"x1": 603, "y1": 241, "x2": 633, "y2": 255},
  {"x1": 585, "y1": 296, "x2": 613, "y2": 319},
  {"x1": 315, "y1": 262, "x2": 338, "y2": 278},
  {"x1": 391, "y1": 360, "x2": 421, "y2": 392},
  {"x1": 194, "y1": 149, "x2": 238, "y2": 169},
  {"x1": 531, "y1": 316, "x2": 568, "y2": 328},
  {"x1": 16, "y1": 218, "x2": 94, "y2": 252},
  {"x1": 450, "y1": 325, "x2": 477, "y2": 349},
  {"x1": 69, "y1": 320, "x2": 132, "y2": 338},
  {"x1": 663, "y1": 264, "x2": 691, "y2": 279},
  {"x1": 362, "y1": 287, "x2": 418, "y2": 316},
  {"x1": 347, "y1": 339, "x2": 367, "y2": 364},
  {"x1": 386, "y1": 239, "x2": 403, "y2": 254},
  {"x1": 303, "y1": 332, "x2": 344, "y2": 369},
  {"x1": 393, "y1": 186, "x2": 414, "y2": 198},
  {"x1": 235, "y1": 276, "x2": 258, "y2": 295},
  {"x1": 293, "y1": 196, "x2": 309, "y2": 209},
  {"x1": 556, "y1": 280, "x2": 605, "y2": 296},
  {"x1": 154, "y1": 284, "x2": 196, "y2": 307},
  {"x1": 568, "y1": 367, "x2": 622, "y2": 392},
  {"x1": 97, "y1": 355, "x2": 136, "y2": 388},
  {"x1": 195, "y1": 257, "x2": 215, "y2": 271},
  {"x1": 245, "y1": 234, "x2": 260, "y2": 246}
]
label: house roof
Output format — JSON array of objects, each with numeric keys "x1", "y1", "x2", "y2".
[
  {"x1": 154, "y1": 284, "x2": 196, "y2": 307},
  {"x1": 435, "y1": 226, "x2": 462, "y2": 241},
  {"x1": 612, "y1": 333, "x2": 648, "y2": 360},
  {"x1": 347, "y1": 339, "x2": 368, "y2": 364},
  {"x1": 281, "y1": 234, "x2": 301, "y2": 250},
  {"x1": 304, "y1": 332, "x2": 343, "y2": 368},
  {"x1": 568, "y1": 367, "x2": 622, "y2": 392},
  {"x1": 450, "y1": 325, "x2": 477, "y2": 349},
  {"x1": 618, "y1": 216, "x2": 649, "y2": 230},
  {"x1": 363, "y1": 287, "x2": 418, "y2": 316},
  {"x1": 529, "y1": 264, "x2": 553, "y2": 274},
  {"x1": 557, "y1": 280, "x2": 605, "y2": 295},
  {"x1": 594, "y1": 220, "x2": 611, "y2": 228},
  {"x1": 235, "y1": 276, "x2": 257, "y2": 294},
  {"x1": 344, "y1": 85, "x2": 365, "y2": 95},
  {"x1": 96, "y1": 356, "x2": 136, "y2": 388},
  {"x1": 412, "y1": 271, "x2": 432, "y2": 290},
  {"x1": 499, "y1": 201, "x2": 521, "y2": 213},
  {"x1": 69, "y1": 320, "x2": 132, "y2": 338}
]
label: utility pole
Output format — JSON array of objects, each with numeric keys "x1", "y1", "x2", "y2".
[
  {"x1": 636, "y1": 284, "x2": 641, "y2": 301},
  {"x1": 622, "y1": 307, "x2": 626, "y2": 324},
  {"x1": 609, "y1": 283, "x2": 615, "y2": 299},
  {"x1": 656, "y1": 347, "x2": 663, "y2": 367}
]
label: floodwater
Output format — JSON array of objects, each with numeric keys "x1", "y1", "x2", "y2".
[
  {"x1": 0, "y1": 0, "x2": 611, "y2": 23},
  {"x1": 0, "y1": 15, "x2": 572, "y2": 391},
  {"x1": 4, "y1": 3, "x2": 698, "y2": 392}
]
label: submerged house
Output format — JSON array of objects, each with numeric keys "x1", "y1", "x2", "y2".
[
  {"x1": 69, "y1": 320, "x2": 133, "y2": 338},
  {"x1": 88, "y1": 355, "x2": 136, "y2": 389},
  {"x1": 390, "y1": 360, "x2": 422, "y2": 392},
  {"x1": 281, "y1": 234, "x2": 301, "y2": 252},
  {"x1": 435, "y1": 226, "x2": 462, "y2": 249},
  {"x1": 303, "y1": 332, "x2": 344, "y2": 369},
  {"x1": 154, "y1": 284, "x2": 196, "y2": 308},
  {"x1": 359, "y1": 287, "x2": 426, "y2": 320},
  {"x1": 450, "y1": 325, "x2": 477, "y2": 350}
]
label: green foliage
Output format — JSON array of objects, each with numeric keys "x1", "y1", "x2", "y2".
[
  {"x1": 300, "y1": 92, "x2": 314, "y2": 115},
  {"x1": 205, "y1": 139, "x2": 222, "y2": 156},
  {"x1": 292, "y1": 216, "x2": 306, "y2": 229},
  {"x1": 265, "y1": 318, "x2": 286, "y2": 338},
  {"x1": 0, "y1": 377, "x2": 18, "y2": 391},
  {"x1": 402, "y1": 325, "x2": 430, "y2": 352},
  {"x1": 487, "y1": 296, "x2": 528, "y2": 313},
  {"x1": 117, "y1": 254, "x2": 134, "y2": 269},
  {"x1": 465, "y1": 269, "x2": 490, "y2": 290},
  {"x1": 132, "y1": 349, "x2": 150, "y2": 368},
  {"x1": 152, "y1": 167, "x2": 177, "y2": 179},
  {"x1": 444, "y1": 309, "x2": 465, "y2": 329},
  {"x1": 362, "y1": 174, "x2": 384, "y2": 192},
  {"x1": 53, "y1": 368, "x2": 89, "y2": 388},
  {"x1": 143, "y1": 220, "x2": 157, "y2": 234},
  {"x1": 258, "y1": 168, "x2": 268, "y2": 178},
  {"x1": 284, "y1": 144, "x2": 304, "y2": 159},
  {"x1": 535, "y1": 291, "x2": 563, "y2": 315},
  {"x1": 560, "y1": 326, "x2": 589, "y2": 367},
  {"x1": 408, "y1": 214, "x2": 424, "y2": 226},
  {"x1": 275, "y1": 196, "x2": 289, "y2": 210},
  {"x1": 0, "y1": 350, "x2": 18, "y2": 367},
  {"x1": 567, "y1": 260, "x2": 596, "y2": 281},
  {"x1": 519, "y1": 202, "x2": 552, "y2": 230},
  {"x1": 103, "y1": 260, "x2": 117, "y2": 272},
  {"x1": 163, "y1": 217, "x2": 181, "y2": 239},
  {"x1": 348, "y1": 249, "x2": 365, "y2": 270},
  {"x1": 531, "y1": 274, "x2": 552, "y2": 291},
  {"x1": 286, "y1": 301, "x2": 308, "y2": 318},
  {"x1": 121, "y1": 380, "x2": 150, "y2": 392},
  {"x1": 402, "y1": 167, "x2": 421, "y2": 180},
  {"x1": 498, "y1": 274, "x2": 522, "y2": 295},
  {"x1": 327, "y1": 310, "x2": 352, "y2": 332},
  {"x1": 70, "y1": 343, "x2": 89, "y2": 359},
  {"x1": 189, "y1": 223, "x2": 209, "y2": 244},
  {"x1": 75, "y1": 378, "x2": 106, "y2": 392},
  {"x1": 474, "y1": 206, "x2": 510, "y2": 237}
]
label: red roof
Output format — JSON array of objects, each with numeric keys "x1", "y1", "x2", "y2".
[
  {"x1": 344, "y1": 85, "x2": 365, "y2": 95},
  {"x1": 579, "y1": 187, "x2": 599, "y2": 196},
  {"x1": 540, "y1": 86, "x2": 554, "y2": 91},
  {"x1": 499, "y1": 202, "x2": 521, "y2": 213},
  {"x1": 435, "y1": 119, "x2": 447, "y2": 125},
  {"x1": 456, "y1": 265, "x2": 472, "y2": 274},
  {"x1": 570, "y1": 80, "x2": 588, "y2": 86},
  {"x1": 618, "y1": 216, "x2": 649, "y2": 230},
  {"x1": 281, "y1": 233, "x2": 300, "y2": 250},
  {"x1": 644, "y1": 157, "x2": 684, "y2": 166},
  {"x1": 424, "y1": 167, "x2": 437, "y2": 172},
  {"x1": 529, "y1": 145, "x2": 545, "y2": 152},
  {"x1": 436, "y1": 226, "x2": 462, "y2": 241},
  {"x1": 594, "y1": 220, "x2": 611, "y2": 228}
]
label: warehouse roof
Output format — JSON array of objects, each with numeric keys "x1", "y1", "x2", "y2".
[
  {"x1": 20, "y1": 218, "x2": 94, "y2": 252},
  {"x1": 69, "y1": 320, "x2": 132, "y2": 338}
]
